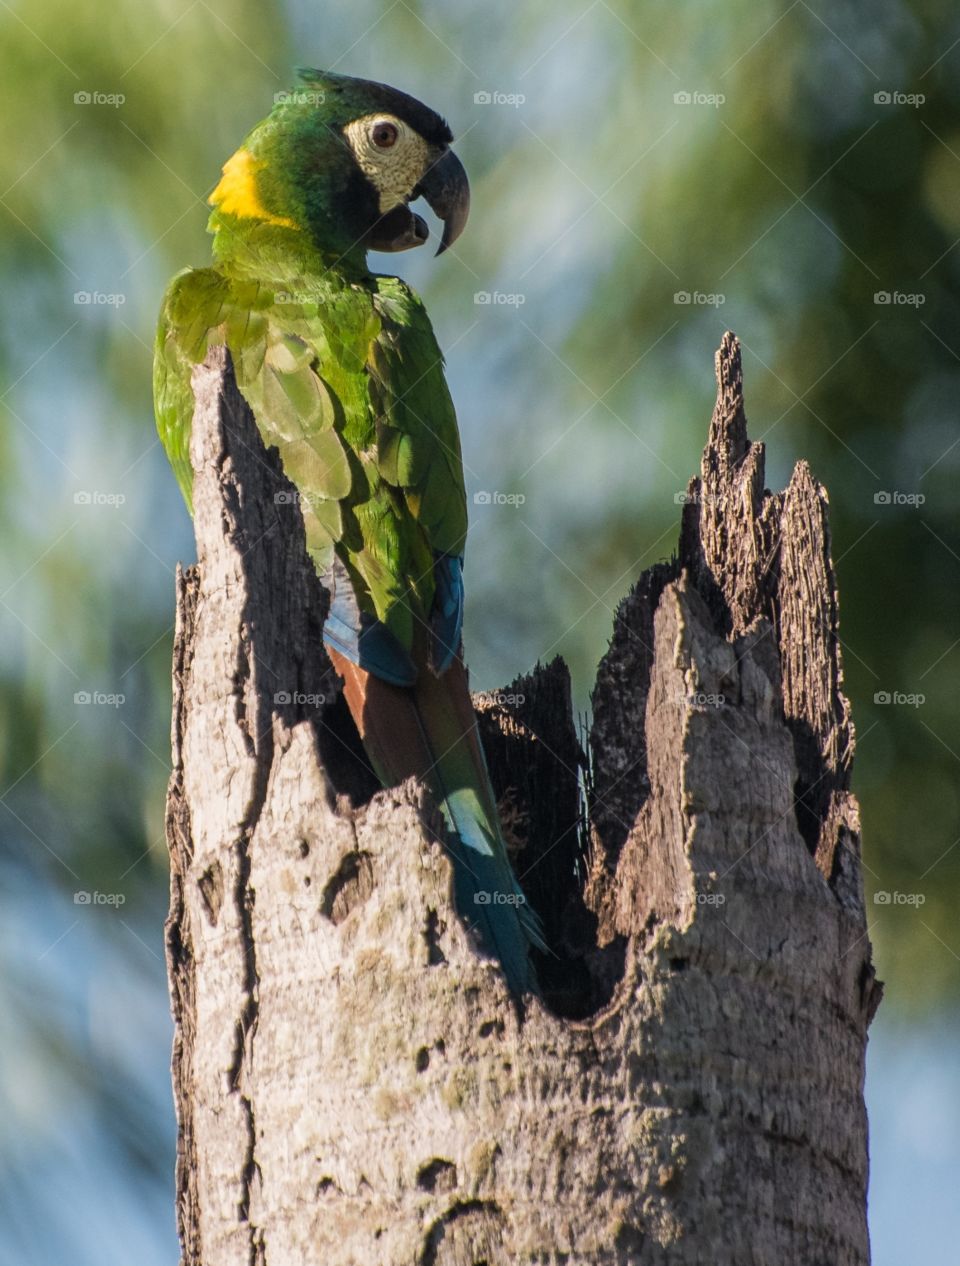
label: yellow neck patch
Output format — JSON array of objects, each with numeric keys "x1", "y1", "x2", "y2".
[{"x1": 208, "y1": 148, "x2": 298, "y2": 230}]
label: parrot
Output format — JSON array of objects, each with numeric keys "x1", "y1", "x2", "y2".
[{"x1": 154, "y1": 69, "x2": 543, "y2": 995}]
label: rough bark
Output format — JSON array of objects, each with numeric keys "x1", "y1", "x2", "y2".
[{"x1": 165, "y1": 336, "x2": 880, "y2": 1266}]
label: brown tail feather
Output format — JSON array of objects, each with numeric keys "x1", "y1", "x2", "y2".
[
  {"x1": 329, "y1": 646, "x2": 505, "y2": 843},
  {"x1": 327, "y1": 646, "x2": 433, "y2": 787}
]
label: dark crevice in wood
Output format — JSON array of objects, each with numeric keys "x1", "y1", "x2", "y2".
[
  {"x1": 588, "y1": 562, "x2": 677, "y2": 869},
  {"x1": 310, "y1": 686, "x2": 381, "y2": 807},
  {"x1": 424, "y1": 908, "x2": 448, "y2": 967},
  {"x1": 475, "y1": 658, "x2": 624, "y2": 1019},
  {"x1": 197, "y1": 860, "x2": 223, "y2": 927},
  {"x1": 419, "y1": 1199, "x2": 505, "y2": 1266},
  {"x1": 320, "y1": 849, "x2": 374, "y2": 924},
  {"x1": 416, "y1": 1157, "x2": 458, "y2": 1193}
]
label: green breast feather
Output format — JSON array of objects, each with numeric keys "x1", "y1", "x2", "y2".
[{"x1": 154, "y1": 267, "x2": 468, "y2": 651}]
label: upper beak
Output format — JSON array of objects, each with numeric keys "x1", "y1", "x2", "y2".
[{"x1": 414, "y1": 147, "x2": 470, "y2": 256}]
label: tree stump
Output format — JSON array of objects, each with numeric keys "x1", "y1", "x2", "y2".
[{"x1": 165, "y1": 334, "x2": 880, "y2": 1265}]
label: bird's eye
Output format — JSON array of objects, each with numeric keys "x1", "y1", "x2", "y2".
[{"x1": 370, "y1": 120, "x2": 399, "y2": 149}]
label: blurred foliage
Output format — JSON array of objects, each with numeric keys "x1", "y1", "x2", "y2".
[{"x1": 0, "y1": 1, "x2": 958, "y2": 1262}]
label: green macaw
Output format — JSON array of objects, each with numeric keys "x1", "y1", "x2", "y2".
[{"x1": 154, "y1": 69, "x2": 542, "y2": 994}]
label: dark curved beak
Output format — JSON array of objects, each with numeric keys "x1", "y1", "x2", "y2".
[{"x1": 415, "y1": 147, "x2": 470, "y2": 256}]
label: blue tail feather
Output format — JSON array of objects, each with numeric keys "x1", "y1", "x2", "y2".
[{"x1": 429, "y1": 552, "x2": 464, "y2": 674}]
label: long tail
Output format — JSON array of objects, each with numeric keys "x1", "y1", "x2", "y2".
[{"x1": 327, "y1": 647, "x2": 543, "y2": 995}]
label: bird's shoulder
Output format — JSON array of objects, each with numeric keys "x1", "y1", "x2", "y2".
[{"x1": 154, "y1": 266, "x2": 361, "y2": 526}]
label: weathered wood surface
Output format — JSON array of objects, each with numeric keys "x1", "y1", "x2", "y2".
[{"x1": 165, "y1": 336, "x2": 879, "y2": 1266}]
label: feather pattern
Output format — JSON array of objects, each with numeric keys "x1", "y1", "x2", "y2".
[{"x1": 154, "y1": 72, "x2": 540, "y2": 993}]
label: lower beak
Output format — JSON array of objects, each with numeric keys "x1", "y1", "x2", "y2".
[
  {"x1": 367, "y1": 206, "x2": 430, "y2": 253},
  {"x1": 414, "y1": 148, "x2": 470, "y2": 255}
]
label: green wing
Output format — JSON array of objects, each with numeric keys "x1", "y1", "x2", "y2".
[
  {"x1": 369, "y1": 275, "x2": 467, "y2": 558},
  {"x1": 153, "y1": 266, "x2": 467, "y2": 653},
  {"x1": 153, "y1": 267, "x2": 227, "y2": 511}
]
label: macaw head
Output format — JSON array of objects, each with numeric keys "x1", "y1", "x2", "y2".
[{"x1": 208, "y1": 69, "x2": 470, "y2": 264}]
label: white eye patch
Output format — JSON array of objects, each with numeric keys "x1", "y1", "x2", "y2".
[{"x1": 342, "y1": 114, "x2": 431, "y2": 212}]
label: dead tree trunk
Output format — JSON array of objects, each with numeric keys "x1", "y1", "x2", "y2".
[{"x1": 165, "y1": 334, "x2": 880, "y2": 1265}]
